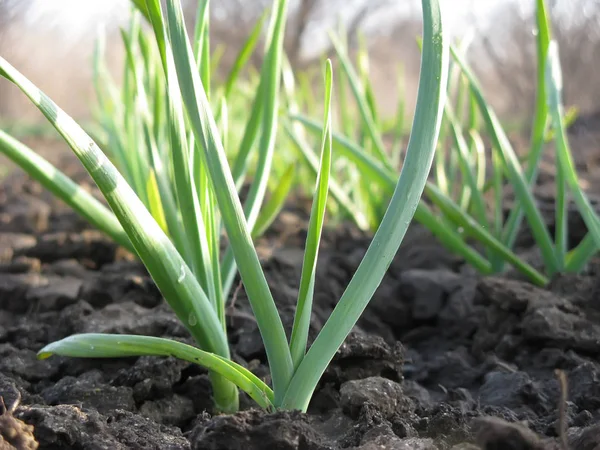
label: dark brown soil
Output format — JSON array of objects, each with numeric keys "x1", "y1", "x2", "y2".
[{"x1": 1, "y1": 140, "x2": 600, "y2": 449}]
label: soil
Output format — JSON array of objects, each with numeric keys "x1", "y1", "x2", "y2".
[{"x1": 1, "y1": 127, "x2": 600, "y2": 450}]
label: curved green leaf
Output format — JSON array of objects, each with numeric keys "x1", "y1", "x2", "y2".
[
  {"x1": 289, "y1": 60, "x2": 333, "y2": 370},
  {"x1": 38, "y1": 334, "x2": 273, "y2": 409},
  {"x1": 281, "y1": 0, "x2": 449, "y2": 411}
]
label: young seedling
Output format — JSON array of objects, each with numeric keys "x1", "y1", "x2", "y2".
[{"x1": 0, "y1": 0, "x2": 448, "y2": 412}]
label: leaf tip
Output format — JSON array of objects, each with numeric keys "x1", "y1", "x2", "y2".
[{"x1": 36, "y1": 349, "x2": 53, "y2": 360}]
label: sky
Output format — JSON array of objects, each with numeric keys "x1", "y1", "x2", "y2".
[{"x1": 2, "y1": 0, "x2": 596, "y2": 57}]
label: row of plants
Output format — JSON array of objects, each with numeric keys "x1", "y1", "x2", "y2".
[
  {"x1": 0, "y1": 0, "x2": 598, "y2": 414},
  {"x1": 290, "y1": 0, "x2": 600, "y2": 286}
]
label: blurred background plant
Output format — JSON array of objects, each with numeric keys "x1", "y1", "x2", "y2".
[{"x1": 2, "y1": 0, "x2": 600, "y2": 126}]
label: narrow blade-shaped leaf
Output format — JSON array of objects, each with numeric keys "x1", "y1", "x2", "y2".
[
  {"x1": 252, "y1": 163, "x2": 296, "y2": 239},
  {"x1": 281, "y1": 0, "x2": 449, "y2": 412},
  {"x1": 289, "y1": 60, "x2": 333, "y2": 370},
  {"x1": 284, "y1": 123, "x2": 368, "y2": 230},
  {"x1": 329, "y1": 32, "x2": 392, "y2": 170},
  {"x1": 223, "y1": 9, "x2": 268, "y2": 100},
  {"x1": 497, "y1": 0, "x2": 552, "y2": 268},
  {"x1": 451, "y1": 46, "x2": 558, "y2": 273},
  {"x1": 39, "y1": 334, "x2": 273, "y2": 409},
  {"x1": 161, "y1": 0, "x2": 293, "y2": 402},
  {"x1": 546, "y1": 42, "x2": 600, "y2": 261}
]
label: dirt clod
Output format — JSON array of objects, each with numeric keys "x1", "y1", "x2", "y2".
[{"x1": 2, "y1": 159, "x2": 600, "y2": 448}]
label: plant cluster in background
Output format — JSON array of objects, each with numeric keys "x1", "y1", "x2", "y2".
[{"x1": 291, "y1": 0, "x2": 600, "y2": 286}]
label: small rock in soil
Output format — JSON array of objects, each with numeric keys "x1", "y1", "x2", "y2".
[
  {"x1": 0, "y1": 314, "x2": 55, "y2": 351},
  {"x1": 417, "y1": 403, "x2": 473, "y2": 445},
  {"x1": 138, "y1": 394, "x2": 195, "y2": 427},
  {"x1": 0, "y1": 256, "x2": 41, "y2": 274},
  {"x1": 567, "y1": 362, "x2": 600, "y2": 411},
  {"x1": 111, "y1": 356, "x2": 190, "y2": 403},
  {"x1": 323, "y1": 332, "x2": 404, "y2": 385},
  {"x1": 478, "y1": 371, "x2": 541, "y2": 411},
  {"x1": 43, "y1": 259, "x2": 90, "y2": 279},
  {"x1": 24, "y1": 231, "x2": 117, "y2": 267},
  {"x1": 0, "y1": 234, "x2": 36, "y2": 263},
  {"x1": 52, "y1": 300, "x2": 94, "y2": 338},
  {"x1": 402, "y1": 269, "x2": 462, "y2": 321},
  {"x1": 521, "y1": 305, "x2": 600, "y2": 353},
  {"x1": 401, "y1": 380, "x2": 434, "y2": 411},
  {"x1": 188, "y1": 409, "x2": 329, "y2": 450},
  {"x1": 17, "y1": 405, "x2": 190, "y2": 450},
  {"x1": 414, "y1": 347, "x2": 481, "y2": 391},
  {"x1": 571, "y1": 409, "x2": 593, "y2": 428},
  {"x1": 0, "y1": 375, "x2": 22, "y2": 414},
  {"x1": 0, "y1": 345, "x2": 59, "y2": 382},
  {"x1": 438, "y1": 276, "x2": 479, "y2": 327},
  {"x1": 79, "y1": 269, "x2": 162, "y2": 309},
  {"x1": 340, "y1": 376, "x2": 410, "y2": 420},
  {"x1": 174, "y1": 375, "x2": 214, "y2": 415},
  {"x1": 25, "y1": 276, "x2": 82, "y2": 312},
  {"x1": 568, "y1": 423, "x2": 600, "y2": 450},
  {"x1": 40, "y1": 370, "x2": 136, "y2": 414},
  {"x1": 353, "y1": 422, "x2": 438, "y2": 449},
  {"x1": 477, "y1": 277, "x2": 559, "y2": 312},
  {"x1": 473, "y1": 417, "x2": 549, "y2": 450},
  {"x1": 0, "y1": 273, "x2": 48, "y2": 314},
  {"x1": 77, "y1": 302, "x2": 186, "y2": 338},
  {"x1": 0, "y1": 194, "x2": 50, "y2": 234}
]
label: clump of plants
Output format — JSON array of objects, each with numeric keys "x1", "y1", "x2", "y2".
[
  {"x1": 0, "y1": 0, "x2": 448, "y2": 413},
  {"x1": 289, "y1": 0, "x2": 600, "y2": 286}
]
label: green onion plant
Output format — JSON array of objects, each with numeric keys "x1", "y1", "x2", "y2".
[
  {"x1": 0, "y1": 0, "x2": 448, "y2": 412},
  {"x1": 290, "y1": 0, "x2": 600, "y2": 286}
]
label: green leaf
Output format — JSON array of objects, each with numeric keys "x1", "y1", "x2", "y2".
[
  {"x1": 193, "y1": 0, "x2": 211, "y2": 96},
  {"x1": 281, "y1": 0, "x2": 449, "y2": 412},
  {"x1": 291, "y1": 114, "x2": 500, "y2": 277},
  {"x1": 281, "y1": 53, "x2": 368, "y2": 231},
  {"x1": 424, "y1": 183, "x2": 548, "y2": 286},
  {"x1": 289, "y1": 60, "x2": 333, "y2": 370},
  {"x1": 546, "y1": 42, "x2": 600, "y2": 266},
  {"x1": 223, "y1": 10, "x2": 269, "y2": 100},
  {"x1": 220, "y1": 0, "x2": 290, "y2": 300},
  {"x1": 496, "y1": 0, "x2": 552, "y2": 268},
  {"x1": 146, "y1": 169, "x2": 168, "y2": 232},
  {"x1": 161, "y1": 0, "x2": 293, "y2": 403},
  {"x1": 130, "y1": 0, "x2": 152, "y2": 22},
  {"x1": 252, "y1": 163, "x2": 296, "y2": 239},
  {"x1": 284, "y1": 123, "x2": 368, "y2": 230},
  {"x1": 329, "y1": 32, "x2": 392, "y2": 169},
  {"x1": 38, "y1": 334, "x2": 273, "y2": 409},
  {"x1": 566, "y1": 233, "x2": 597, "y2": 271},
  {"x1": 451, "y1": 46, "x2": 558, "y2": 274}
]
